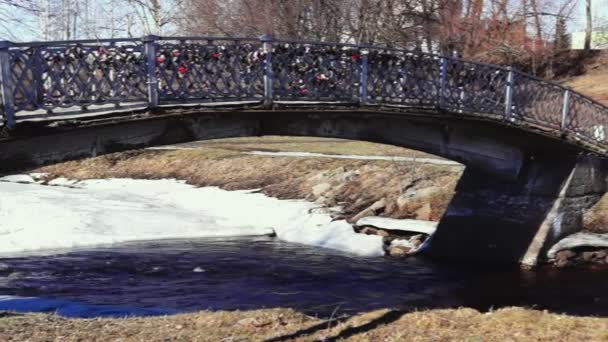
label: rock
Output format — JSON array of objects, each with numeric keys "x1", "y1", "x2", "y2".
[
  {"x1": 594, "y1": 250, "x2": 607, "y2": 259},
  {"x1": 339, "y1": 170, "x2": 358, "y2": 182},
  {"x1": 312, "y1": 183, "x2": 331, "y2": 197},
  {"x1": 384, "y1": 200, "x2": 397, "y2": 216},
  {"x1": 547, "y1": 232, "x2": 608, "y2": 259},
  {"x1": 315, "y1": 196, "x2": 327, "y2": 204},
  {"x1": 582, "y1": 251, "x2": 595, "y2": 262},
  {"x1": 349, "y1": 199, "x2": 387, "y2": 223},
  {"x1": 410, "y1": 234, "x2": 425, "y2": 241},
  {"x1": 308, "y1": 171, "x2": 328, "y2": 183},
  {"x1": 555, "y1": 250, "x2": 576, "y2": 261},
  {"x1": 352, "y1": 197, "x2": 366, "y2": 208},
  {"x1": 415, "y1": 203, "x2": 432, "y2": 221},
  {"x1": 376, "y1": 230, "x2": 389, "y2": 237},
  {"x1": 315, "y1": 196, "x2": 335, "y2": 206},
  {"x1": 370, "y1": 198, "x2": 387, "y2": 211},
  {"x1": 390, "y1": 239, "x2": 416, "y2": 252},
  {"x1": 355, "y1": 216, "x2": 437, "y2": 235},
  {"x1": 411, "y1": 239, "x2": 422, "y2": 248},
  {"x1": 350, "y1": 209, "x2": 373, "y2": 223},
  {"x1": 555, "y1": 258, "x2": 570, "y2": 268},
  {"x1": 388, "y1": 245, "x2": 411, "y2": 257},
  {"x1": 402, "y1": 186, "x2": 442, "y2": 200},
  {"x1": 396, "y1": 194, "x2": 409, "y2": 210},
  {"x1": 360, "y1": 227, "x2": 378, "y2": 235}
]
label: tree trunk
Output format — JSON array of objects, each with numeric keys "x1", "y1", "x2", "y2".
[
  {"x1": 530, "y1": 0, "x2": 544, "y2": 51},
  {"x1": 585, "y1": 0, "x2": 592, "y2": 52}
]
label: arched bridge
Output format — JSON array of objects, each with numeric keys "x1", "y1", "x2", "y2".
[{"x1": 0, "y1": 35, "x2": 607, "y2": 265}]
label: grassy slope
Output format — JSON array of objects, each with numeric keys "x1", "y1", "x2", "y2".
[{"x1": 561, "y1": 51, "x2": 608, "y2": 105}]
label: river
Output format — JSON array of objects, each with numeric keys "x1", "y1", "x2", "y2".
[
  {"x1": 0, "y1": 177, "x2": 607, "y2": 319},
  {"x1": 1, "y1": 237, "x2": 608, "y2": 318}
]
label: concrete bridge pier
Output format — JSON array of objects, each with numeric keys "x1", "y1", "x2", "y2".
[{"x1": 424, "y1": 153, "x2": 607, "y2": 266}]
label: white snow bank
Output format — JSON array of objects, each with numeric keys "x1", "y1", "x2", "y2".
[
  {"x1": 355, "y1": 216, "x2": 437, "y2": 235},
  {"x1": 547, "y1": 232, "x2": 608, "y2": 259},
  {"x1": 0, "y1": 177, "x2": 384, "y2": 257},
  {"x1": 245, "y1": 151, "x2": 462, "y2": 166}
]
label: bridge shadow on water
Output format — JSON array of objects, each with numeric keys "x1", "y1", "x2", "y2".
[{"x1": 0, "y1": 236, "x2": 607, "y2": 323}]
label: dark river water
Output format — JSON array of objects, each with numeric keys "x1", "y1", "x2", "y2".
[{"x1": 0, "y1": 236, "x2": 607, "y2": 318}]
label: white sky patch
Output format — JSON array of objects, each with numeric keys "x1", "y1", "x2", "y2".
[{"x1": 0, "y1": 177, "x2": 384, "y2": 257}]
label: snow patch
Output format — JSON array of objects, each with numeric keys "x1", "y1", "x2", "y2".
[
  {"x1": 246, "y1": 151, "x2": 462, "y2": 166},
  {"x1": 547, "y1": 232, "x2": 608, "y2": 259},
  {"x1": 355, "y1": 216, "x2": 437, "y2": 235},
  {"x1": 0, "y1": 174, "x2": 36, "y2": 183},
  {"x1": 0, "y1": 177, "x2": 384, "y2": 257}
]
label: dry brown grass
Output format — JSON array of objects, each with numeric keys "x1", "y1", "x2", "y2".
[
  {"x1": 561, "y1": 52, "x2": 608, "y2": 105},
  {"x1": 1, "y1": 307, "x2": 607, "y2": 341},
  {"x1": 584, "y1": 193, "x2": 608, "y2": 233}
]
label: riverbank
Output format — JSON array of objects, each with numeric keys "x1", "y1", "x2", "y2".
[
  {"x1": 35, "y1": 137, "x2": 462, "y2": 224},
  {"x1": 2, "y1": 306, "x2": 607, "y2": 341},
  {"x1": 32, "y1": 136, "x2": 608, "y2": 262}
]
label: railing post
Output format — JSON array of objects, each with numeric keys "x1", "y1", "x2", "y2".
[
  {"x1": 143, "y1": 35, "x2": 159, "y2": 108},
  {"x1": 359, "y1": 49, "x2": 369, "y2": 106},
  {"x1": 0, "y1": 40, "x2": 15, "y2": 129},
  {"x1": 561, "y1": 89, "x2": 571, "y2": 131},
  {"x1": 260, "y1": 34, "x2": 273, "y2": 108},
  {"x1": 438, "y1": 57, "x2": 447, "y2": 109},
  {"x1": 504, "y1": 66, "x2": 515, "y2": 121}
]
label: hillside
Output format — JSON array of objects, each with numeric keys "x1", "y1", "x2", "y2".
[{"x1": 561, "y1": 51, "x2": 608, "y2": 105}]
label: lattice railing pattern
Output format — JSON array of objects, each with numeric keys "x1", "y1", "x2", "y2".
[
  {"x1": 0, "y1": 36, "x2": 607, "y2": 153},
  {"x1": 367, "y1": 50, "x2": 439, "y2": 106},
  {"x1": 271, "y1": 42, "x2": 361, "y2": 101},
  {"x1": 567, "y1": 93, "x2": 608, "y2": 144},
  {"x1": 9, "y1": 43, "x2": 147, "y2": 112},
  {"x1": 442, "y1": 60, "x2": 509, "y2": 117},
  {"x1": 155, "y1": 39, "x2": 264, "y2": 102},
  {"x1": 511, "y1": 73, "x2": 565, "y2": 129}
]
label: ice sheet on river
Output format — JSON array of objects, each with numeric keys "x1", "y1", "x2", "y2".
[{"x1": 0, "y1": 177, "x2": 384, "y2": 257}]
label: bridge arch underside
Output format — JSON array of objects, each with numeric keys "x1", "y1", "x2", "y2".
[{"x1": 1, "y1": 109, "x2": 606, "y2": 265}]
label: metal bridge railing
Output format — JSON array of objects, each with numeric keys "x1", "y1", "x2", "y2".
[{"x1": 0, "y1": 35, "x2": 607, "y2": 152}]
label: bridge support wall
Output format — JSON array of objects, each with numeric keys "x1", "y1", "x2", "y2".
[
  {"x1": 0, "y1": 110, "x2": 605, "y2": 265},
  {"x1": 423, "y1": 153, "x2": 607, "y2": 265}
]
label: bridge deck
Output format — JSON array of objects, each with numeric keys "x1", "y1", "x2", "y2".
[{"x1": 0, "y1": 36, "x2": 606, "y2": 155}]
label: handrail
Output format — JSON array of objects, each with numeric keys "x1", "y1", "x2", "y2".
[{"x1": 0, "y1": 35, "x2": 606, "y2": 155}]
